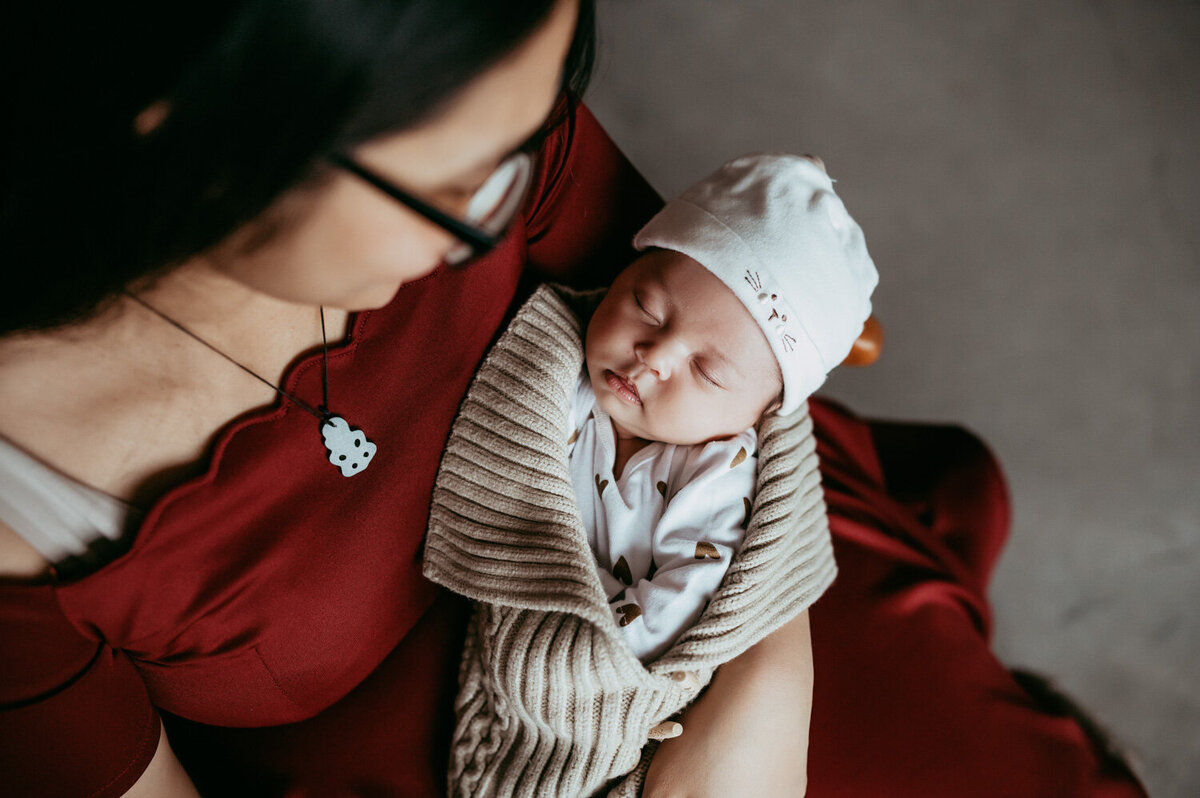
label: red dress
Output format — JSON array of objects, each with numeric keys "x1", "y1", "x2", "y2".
[{"x1": 0, "y1": 101, "x2": 1146, "y2": 798}]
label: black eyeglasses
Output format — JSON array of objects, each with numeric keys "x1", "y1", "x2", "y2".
[{"x1": 328, "y1": 150, "x2": 534, "y2": 266}]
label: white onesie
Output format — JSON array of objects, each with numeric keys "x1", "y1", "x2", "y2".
[{"x1": 567, "y1": 372, "x2": 758, "y2": 663}]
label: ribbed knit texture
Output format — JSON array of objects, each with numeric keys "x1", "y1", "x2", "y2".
[{"x1": 424, "y1": 285, "x2": 837, "y2": 797}]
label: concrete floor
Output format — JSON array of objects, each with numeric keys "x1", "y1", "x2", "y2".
[{"x1": 586, "y1": 1, "x2": 1200, "y2": 794}]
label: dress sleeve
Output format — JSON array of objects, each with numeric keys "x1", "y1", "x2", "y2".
[
  {"x1": 524, "y1": 97, "x2": 663, "y2": 287},
  {"x1": 0, "y1": 582, "x2": 160, "y2": 797},
  {"x1": 610, "y1": 433, "x2": 758, "y2": 663}
]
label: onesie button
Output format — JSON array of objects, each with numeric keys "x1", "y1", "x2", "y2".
[{"x1": 669, "y1": 671, "x2": 701, "y2": 691}]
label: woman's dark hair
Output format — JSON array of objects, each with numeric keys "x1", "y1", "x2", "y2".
[{"x1": 1, "y1": 0, "x2": 595, "y2": 335}]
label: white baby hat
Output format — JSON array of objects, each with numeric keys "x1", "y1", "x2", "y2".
[{"x1": 634, "y1": 154, "x2": 878, "y2": 415}]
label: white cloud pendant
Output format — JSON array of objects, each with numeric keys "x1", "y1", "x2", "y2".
[{"x1": 321, "y1": 416, "x2": 376, "y2": 477}]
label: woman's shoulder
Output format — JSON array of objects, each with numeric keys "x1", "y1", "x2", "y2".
[
  {"x1": 0, "y1": 330, "x2": 120, "y2": 477},
  {"x1": 0, "y1": 330, "x2": 184, "y2": 506}
]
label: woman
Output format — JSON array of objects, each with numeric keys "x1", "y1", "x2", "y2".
[
  {"x1": 0, "y1": 1, "x2": 1149, "y2": 796},
  {"x1": 2, "y1": 0, "x2": 806, "y2": 794}
]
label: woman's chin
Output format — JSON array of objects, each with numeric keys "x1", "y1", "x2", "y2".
[{"x1": 331, "y1": 283, "x2": 407, "y2": 313}]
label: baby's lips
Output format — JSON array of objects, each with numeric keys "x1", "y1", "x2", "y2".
[
  {"x1": 615, "y1": 370, "x2": 640, "y2": 398},
  {"x1": 605, "y1": 369, "x2": 643, "y2": 405}
]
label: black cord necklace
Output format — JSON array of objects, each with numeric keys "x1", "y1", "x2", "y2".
[{"x1": 124, "y1": 292, "x2": 376, "y2": 477}]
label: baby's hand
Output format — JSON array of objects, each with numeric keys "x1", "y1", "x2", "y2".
[{"x1": 647, "y1": 671, "x2": 701, "y2": 740}]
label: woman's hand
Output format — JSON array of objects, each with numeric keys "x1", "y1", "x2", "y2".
[{"x1": 643, "y1": 610, "x2": 814, "y2": 798}]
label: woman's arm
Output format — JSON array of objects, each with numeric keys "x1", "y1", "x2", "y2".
[
  {"x1": 643, "y1": 610, "x2": 815, "y2": 798},
  {"x1": 122, "y1": 722, "x2": 200, "y2": 798},
  {"x1": 1, "y1": 534, "x2": 172, "y2": 797}
]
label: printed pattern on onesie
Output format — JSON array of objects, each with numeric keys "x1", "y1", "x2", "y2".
[{"x1": 567, "y1": 371, "x2": 757, "y2": 663}]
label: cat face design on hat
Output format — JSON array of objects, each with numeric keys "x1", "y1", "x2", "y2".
[
  {"x1": 743, "y1": 269, "x2": 799, "y2": 355},
  {"x1": 586, "y1": 249, "x2": 783, "y2": 447}
]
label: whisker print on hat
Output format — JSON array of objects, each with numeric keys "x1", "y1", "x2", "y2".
[{"x1": 743, "y1": 270, "x2": 801, "y2": 354}]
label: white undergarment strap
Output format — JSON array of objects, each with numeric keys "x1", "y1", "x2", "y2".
[{"x1": 0, "y1": 435, "x2": 133, "y2": 562}]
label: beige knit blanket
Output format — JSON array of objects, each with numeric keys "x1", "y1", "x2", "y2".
[{"x1": 424, "y1": 284, "x2": 836, "y2": 797}]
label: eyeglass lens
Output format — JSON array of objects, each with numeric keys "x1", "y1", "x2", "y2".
[{"x1": 444, "y1": 151, "x2": 534, "y2": 265}]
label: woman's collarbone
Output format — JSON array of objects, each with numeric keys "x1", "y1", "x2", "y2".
[{"x1": 0, "y1": 312, "x2": 338, "y2": 506}]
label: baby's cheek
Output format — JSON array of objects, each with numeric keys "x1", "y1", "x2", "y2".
[{"x1": 586, "y1": 308, "x2": 620, "y2": 354}]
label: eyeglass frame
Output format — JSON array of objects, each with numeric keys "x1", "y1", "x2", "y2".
[{"x1": 326, "y1": 150, "x2": 532, "y2": 264}]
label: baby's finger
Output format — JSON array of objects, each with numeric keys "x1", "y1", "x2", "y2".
[{"x1": 648, "y1": 721, "x2": 683, "y2": 740}]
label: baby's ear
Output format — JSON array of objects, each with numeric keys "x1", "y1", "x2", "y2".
[
  {"x1": 753, "y1": 400, "x2": 782, "y2": 435},
  {"x1": 762, "y1": 392, "x2": 784, "y2": 417}
]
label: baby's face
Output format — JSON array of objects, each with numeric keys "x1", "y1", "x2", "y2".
[{"x1": 586, "y1": 249, "x2": 782, "y2": 445}]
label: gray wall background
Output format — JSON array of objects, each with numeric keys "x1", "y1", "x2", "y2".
[{"x1": 586, "y1": 1, "x2": 1199, "y2": 795}]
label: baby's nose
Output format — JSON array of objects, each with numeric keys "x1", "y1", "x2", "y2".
[{"x1": 636, "y1": 337, "x2": 687, "y2": 379}]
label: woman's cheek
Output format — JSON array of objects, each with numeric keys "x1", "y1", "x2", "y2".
[
  {"x1": 328, "y1": 178, "x2": 458, "y2": 284},
  {"x1": 329, "y1": 230, "x2": 452, "y2": 311}
]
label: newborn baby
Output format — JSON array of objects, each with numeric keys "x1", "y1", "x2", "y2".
[
  {"x1": 571, "y1": 152, "x2": 878, "y2": 662},
  {"x1": 425, "y1": 152, "x2": 877, "y2": 797}
]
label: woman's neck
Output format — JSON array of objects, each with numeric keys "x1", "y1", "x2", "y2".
[
  {"x1": 0, "y1": 257, "x2": 319, "y2": 360},
  {"x1": 126, "y1": 259, "x2": 319, "y2": 346}
]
